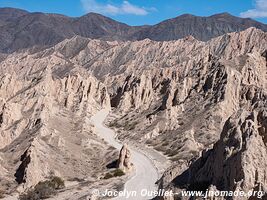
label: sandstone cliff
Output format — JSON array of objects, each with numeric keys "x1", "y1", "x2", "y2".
[
  {"x1": 0, "y1": 27, "x2": 266, "y2": 199},
  {"x1": 0, "y1": 43, "x2": 112, "y2": 194},
  {"x1": 117, "y1": 144, "x2": 134, "y2": 173}
]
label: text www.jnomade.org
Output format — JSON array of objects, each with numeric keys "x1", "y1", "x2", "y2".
[{"x1": 90, "y1": 189, "x2": 265, "y2": 198}]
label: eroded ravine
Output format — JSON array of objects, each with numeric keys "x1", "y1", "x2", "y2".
[{"x1": 91, "y1": 109, "x2": 159, "y2": 200}]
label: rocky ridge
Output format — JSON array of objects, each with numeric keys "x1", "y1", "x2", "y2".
[
  {"x1": 0, "y1": 43, "x2": 113, "y2": 195},
  {"x1": 117, "y1": 144, "x2": 134, "y2": 173},
  {"x1": 0, "y1": 8, "x2": 266, "y2": 53},
  {"x1": 54, "y1": 27, "x2": 267, "y2": 199},
  {"x1": 0, "y1": 27, "x2": 266, "y2": 199}
]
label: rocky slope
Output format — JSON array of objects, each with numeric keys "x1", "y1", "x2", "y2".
[
  {"x1": 109, "y1": 29, "x2": 266, "y2": 199},
  {"x1": 0, "y1": 27, "x2": 266, "y2": 199},
  {"x1": 0, "y1": 7, "x2": 266, "y2": 53},
  {"x1": 0, "y1": 8, "x2": 28, "y2": 26},
  {"x1": 130, "y1": 12, "x2": 267, "y2": 41},
  {"x1": 117, "y1": 144, "x2": 134, "y2": 173},
  {"x1": 0, "y1": 43, "x2": 114, "y2": 196},
  {"x1": 51, "y1": 27, "x2": 266, "y2": 199},
  {"x1": 83, "y1": 28, "x2": 265, "y2": 199},
  {"x1": 170, "y1": 107, "x2": 267, "y2": 199},
  {"x1": 156, "y1": 38, "x2": 267, "y2": 199}
]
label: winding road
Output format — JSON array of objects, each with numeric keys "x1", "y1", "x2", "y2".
[{"x1": 91, "y1": 110, "x2": 159, "y2": 200}]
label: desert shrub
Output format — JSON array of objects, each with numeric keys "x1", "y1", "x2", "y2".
[
  {"x1": 33, "y1": 181, "x2": 56, "y2": 198},
  {"x1": 50, "y1": 176, "x2": 65, "y2": 189},
  {"x1": 19, "y1": 190, "x2": 39, "y2": 200},
  {"x1": 19, "y1": 182, "x2": 55, "y2": 200},
  {"x1": 112, "y1": 169, "x2": 125, "y2": 177},
  {"x1": 19, "y1": 177, "x2": 65, "y2": 200},
  {"x1": 103, "y1": 169, "x2": 125, "y2": 179},
  {"x1": 103, "y1": 173, "x2": 113, "y2": 179}
]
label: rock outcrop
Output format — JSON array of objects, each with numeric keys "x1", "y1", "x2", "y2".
[
  {"x1": 0, "y1": 26, "x2": 266, "y2": 200},
  {"x1": 77, "y1": 28, "x2": 265, "y2": 199},
  {"x1": 167, "y1": 108, "x2": 267, "y2": 200},
  {"x1": 117, "y1": 144, "x2": 134, "y2": 173},
  {"x1": 147, "y1": 29, "x2": 266, "y2": 199},
  {"x1": 0, "y1": 8, "x2": 266, "y2": 53},
  {"x1": 0, "y1": 41, "x2": 112, "y2": 194},
  {"x1": 98, "y1": 28, "x2": 266, "y2": 162}
]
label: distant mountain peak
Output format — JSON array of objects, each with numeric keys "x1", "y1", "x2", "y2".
[
  {"x1": 211, "y1": 12, "x2": 233, "y2": 17},
  {"x1": 78, "y1": 12, "x2": 129, "y2": 26},
  {"x1": 0, "y1": 7, "x2": 28, "y2": 21},
  {"x1": 178, "y1": 14, "x2": 196, "y2": 18},
  {"x1": 79, "y1": 12, "x2": 116, "y2": 20},
  {"x1": 0, "y1": 8, "x2": 266, "y2": 53},
  {"x1": 0, "y1": 7, "x2": 28, "y2": 13},
  {"x1": 80, "y1": 12, "x2": 104, "y2": 18}
]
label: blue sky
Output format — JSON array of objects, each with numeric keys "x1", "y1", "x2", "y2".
[{"x1": 0, "y1": 0, "x2": 266, "y2": 25}]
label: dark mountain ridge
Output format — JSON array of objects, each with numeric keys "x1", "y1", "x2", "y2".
[{"x1": 0, "y1": 7, "x2": 266, "y2": 53}]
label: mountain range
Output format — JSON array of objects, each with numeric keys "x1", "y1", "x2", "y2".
[
  {"x1": 0, "y1": 7, "x2": 266, "y2": 53},
  {"x1": 0, "y1": 7, "x2": 267, "y2": 200}
]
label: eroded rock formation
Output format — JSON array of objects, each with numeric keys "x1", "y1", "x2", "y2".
[
  {"x1": 0, "y1": 26, "x2": 266, "y2": 200},
  {"x1": 117, "y1": 144, "x2": 134, "y2": 173},
  {"x1": 0, "y1": 40, "x2": 112, "y2": 193}
]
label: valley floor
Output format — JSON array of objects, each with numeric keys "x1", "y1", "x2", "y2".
[
  {"x1": 91, "y1": 110, "x2": 160, "y2": 200},
  {"x1": 38, "y1": 110, "x2": 163, "y2": 200}
]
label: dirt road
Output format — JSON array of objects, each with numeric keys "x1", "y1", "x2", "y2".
[{"x1": 91, "y1": 110, "x2": 159, "y2": 200}]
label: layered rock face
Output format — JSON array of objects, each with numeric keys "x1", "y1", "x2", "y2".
[
  {"x1": 0, "y1": 41, "x2": 112, "y2": 193},
  {"x1": 117, "y1": 144, "x2": 134, "y2": 173},
  {"x1": 0, "y1": 26, "x2": 266, "y2": 199},
  {"x1": 162, "y1": 80, "x2": 267, "y2": 199},
  {"x1": 96, "y1": 28, "x2": 266, "y2": 157},
  {"x1": 174, "y1": 108, "x2": 267, "y2": 196},
  {"x1": 77, "y1": 28, "x2": 266, "y2": 198},
  {"x1": 152, "y1": 30, "x2": 267, "y2": 198}
]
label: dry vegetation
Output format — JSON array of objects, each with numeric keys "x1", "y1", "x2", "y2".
[
  {"x1": 19, "y1": 176, "x2": 65, "y2": 200},
  {"x1": 104, "y1": 169, "x2": 125, "y2": 180}
]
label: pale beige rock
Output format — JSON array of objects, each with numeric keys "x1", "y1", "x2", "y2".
[
  {"x1": 117, "y1": 144, "x2": 134, "y2": 173},
  {"x1": 0, "y1": 27, "x2": 266, "y2": 200},
  {"x1": 0, "y1": 40, "x2": 113, "y2": 194}
]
